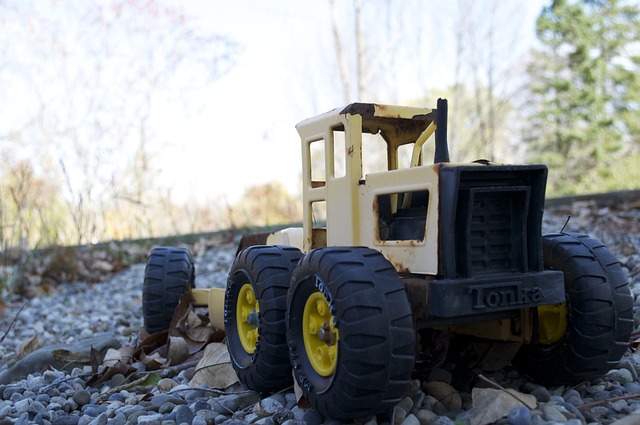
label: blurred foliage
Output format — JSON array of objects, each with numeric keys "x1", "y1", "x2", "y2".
[
  {"x1": 229, "y1": 182, "x2": 302, "y2": 229},
  {"x1": 525, "y1": 0, "x2": 640, "y2": 196}
]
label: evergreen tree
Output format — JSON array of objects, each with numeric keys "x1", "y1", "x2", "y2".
[{"x1": 526, "y1": 0, "x2": 640, "y2": 195}]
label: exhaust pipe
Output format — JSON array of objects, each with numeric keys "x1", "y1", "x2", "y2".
[{"x1": 434, "y1": 98, "x2": 450, "y2": 163}]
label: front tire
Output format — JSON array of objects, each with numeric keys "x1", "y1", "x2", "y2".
[
  {"x1": 287, "y1": 247, "x2": 415, "y2": 419},
  {"x1": 513, "y1": 233, "x2": 634, "y2": 384},
  {"x1": 225, "y1": 245, "x2": 303, "y2": 392},
  {"x1": 142, "y1": 247, "x2": 195, "y2": 334}
]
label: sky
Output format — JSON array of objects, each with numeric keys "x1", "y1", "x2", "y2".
[
  {"x1": 0, "y1": 0, "x2": 549, "y2": 207},
  {"x1": 150, "y1": 0, "x2": 548, "y2": 204}
]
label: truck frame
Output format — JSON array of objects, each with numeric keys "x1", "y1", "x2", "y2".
[{"x1": 142, "y1": 99, "x2": 633, "y2": 419}]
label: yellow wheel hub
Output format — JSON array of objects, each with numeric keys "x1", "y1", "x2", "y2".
[
  {"x1": 537, "y1": 303, "x2": 568, "y2": 344},
  {"x1": 303, "y1": 291, "x2": 339, "y2": 377},
  {"x1": 236, "y1": 283, "x2": 260, "y2": 354}
]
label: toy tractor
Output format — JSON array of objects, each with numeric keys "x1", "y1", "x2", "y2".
[{"x1": 142, "y1": 99, "x2": 634, "y2": 419}]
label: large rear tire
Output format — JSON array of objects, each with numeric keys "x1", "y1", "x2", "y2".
[
  {"x1": 513, "y1": 233, "x2": 633, "y2": 384},
  {"x1": 287, "y1": 247, "x2": 415, "y2": 419},
  {"x1": 142, "y1": 247, "x2": 195, "y2": 334},
  {"x1": 225, "y1": 245, "x2": 303, "y2": 393}
]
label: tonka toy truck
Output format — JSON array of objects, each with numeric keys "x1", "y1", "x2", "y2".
[{"x1": 142, "y1": 99, "x2": 633, "y2": 419}]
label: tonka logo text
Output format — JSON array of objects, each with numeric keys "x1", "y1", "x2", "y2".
[{"x1": 469, "y1": 283, "x2": 543, "y2": 309}]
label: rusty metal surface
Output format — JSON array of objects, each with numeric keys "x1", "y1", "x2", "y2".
[{"x1": 234, "y1": 232, "x2": 270, "y2": 256}]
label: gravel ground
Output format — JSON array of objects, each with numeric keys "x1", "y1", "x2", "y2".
[{"x1": 0, "y1": 202, "x2": 638, "y2": 425}]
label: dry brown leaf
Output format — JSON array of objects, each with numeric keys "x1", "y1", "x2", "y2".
[
  {"x1": 166, "y1": 336, "x2": 189, "y2": 366},
  {"x1": 292, "y1": 371, "x2": 311, "y2": 409},
  {"x1": 85, "y1": 361, "x2": 132, "y2": 387},
  {"x1": 103, "y1": 348, "x2": 122, "y2": 367},
  {"x1": 90, "y1": 346, "x2": 103, "y2": 372},
  {"x1": 186, "y1": 311, "x2": 203, "y2": 329},
  {"x1": 186, "y1": 327, "x2": 213, "y2": 344},
  {"x1": 140, "y1": 351, "x2": 168, "y2": 370},
  {"x1": 18, "y1": 336, "x2": 40, "y2": 359},
  {"x1": 119, "y1": 346, "x2": 135, "y2": 364},
  {"x1": 189, "y1": 343, "x2": 238, "y2": 389},
  {"x1": 52, "y1": 348, "x2": 91, "y2": 363},
  {"x1": 471, "y1": 387, "x2": 537, "y2": 425}
]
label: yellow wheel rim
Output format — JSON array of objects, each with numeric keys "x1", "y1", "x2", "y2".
[
  {"x1": 303, "y1": 291, "x2": 339, "y2": 377},
  {"x1": 537, "y1": 303, "x2": 568, "y2": 344},
  {"x1": 236, "y1": 283, "x2": 259, "y2": 354}
]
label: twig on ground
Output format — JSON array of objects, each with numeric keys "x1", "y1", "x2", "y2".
[
  {"x1": 0, "y1": 302, "x2": 26, "y2": 343},
  {"x1": 576, "y1": 394, "x2": 640, "y2": 410}
]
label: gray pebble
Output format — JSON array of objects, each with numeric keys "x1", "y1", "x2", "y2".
[
  {"x1": 196, "y1": 409, "x2": 219, "y2": 423},
  {"x1": 73, "y1": 389, "x2": 91, "y2": 406},
  {"x1": 624, "y1": 382, "x2": 640, "y2": 394},
  {"x1": 302, "y1": 408, "x2": 323, "y2": 425},
  {"x1": 88, "y1": 412, "x2": 108, "y2": 425},
  {"x1": 284, "y1": 393, "x2": 297, "y2": 410},
  {"x1": 214, "y1": 414, "x2": 229, "y2": 425},
  {"x1": 10, "y1": 392, "x2": 25, "y2": 402},
  {"x1": 192, "y1": 399, "x2": 210, "y2": 412},
  {"x1": 14, "y1": 398, "x2": 30, "y2": 413},
  {"x1": 255, "y1": 417, "x2": 276, "y2": 425},
  {"x1": 159, "y1": 401, "x2": 176, "y2": 414},
  {"x1": 109, "y1": 413, "x2": 127, "y2": 425},
  {"x1": 29, "y1": 400, "x2": 47, "y2": 415},
  {"x1": 110, "y1": 373, "x2": 126, "y2": 387},
  {"x1": 128, "y1": 410, "x2": 151, "y2": 423},
  {"x1": 430, "y1": 417, "x2": 455, "y2": 425},
  {"x1": 530, "y1": 387, "x2": 551, "y2": 402},
  {"x1": 14, "y1": 412, "x2": 30, "y2": 425},
  {"x1": 192, "y1": 416, "x2": 208, "y2": 425},
  {"x1": 151, "y1": 394, "x2": 184, "y2": 408},
  {"x1": 401, "y1": 413, "x2": 420, "y2": 425},
  {"x1": 508, "y1": 406, "x2": 531, "y2": 425},
  {"x1": 174, "y1": 404, "x2": 195, "y2": 424},
  {"x1": 542, "y1": 404, "x2": 569, "y2": 422},
  {"x1": 138, "y1": 413, "x2": 164, "y2": 425},
  {"x1": 51, "y1": 415, "x2": 80, "y2": 425},
  {"x1": 607, "y1": 368, "x2": 634, "y2": 384},
  {"x1": 81, "y1": 404, "x2": 108, "y2": 417},
  {"x1": 562, "y1": 389, "x2": 582, "y2": 405}
]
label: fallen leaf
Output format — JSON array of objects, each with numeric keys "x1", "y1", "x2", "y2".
[
  {"x1": 90, "y1": 346, "x2": 103, "y2": 372},
  {"x1": 471, "y1": 387, "x2": 537, "y2": 425},
  {"x1": 115, "y1": 372, "x2": 162, "y2": 392},
  {"x1": 18, "y1": 336, "x2": 40, "y2": 359},
  {"x1": 140, "y1": 351, "x2": 168, "y2": 370},
  {"x1": 166, "y1": 336, "x2": 189, "y2": 366},
  {"x1": 292, "y1": 371, "x2": 310, "y2": 409},
  {"x1": 52, "y1": 349, "x2": 90, "y2": 364},
  {"x1": 85, "y1": 361, "x2": 132, "y2": 387},
  {"x1": 119, "y1": 345, "x2": 135, "y2": 364},
  {"x1": 103, "y1": 348, "x2": 122, "y2": 367},
  {"x1": 189, "y1": 343, "x2": 238, "y2": 389},
  {"x1": 186, "y1": 326, "x2": 213, "y2": 344}
]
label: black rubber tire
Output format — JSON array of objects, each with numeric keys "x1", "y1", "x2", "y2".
[
  {"x1": 287, "y1": 246, "x2": 415, "y2": 419},
  {"x1": 142, "y1": 247, "x2": 195, "y2": 334},
  {"x1": 225, "y1": 245, "x2": 303, "y2": 393},
  {"x1": 513, "y1": 232, "x2": 634, "y2": 384}
]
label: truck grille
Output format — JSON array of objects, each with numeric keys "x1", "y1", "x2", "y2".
[
  {"x1": 455, "y1": 186, "x2": 530, "y2": 277},
  {"x1": 439, "y1": 165, "x2": 547, "y2": 279}
]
